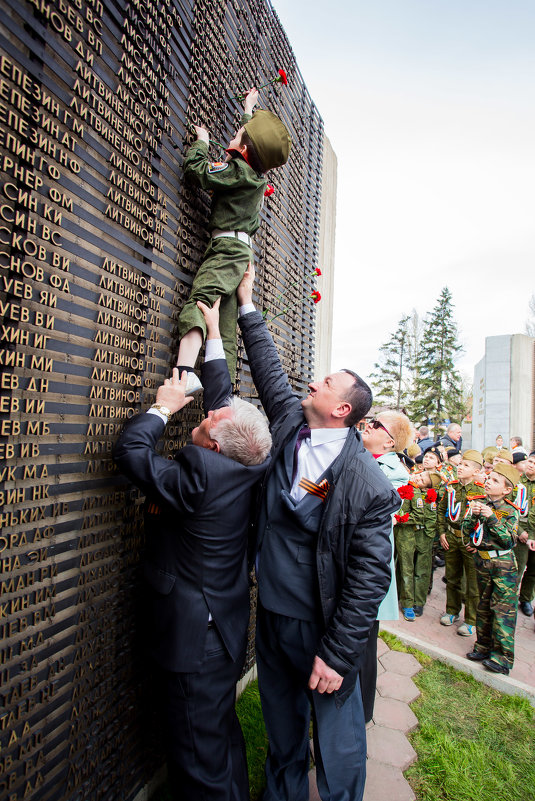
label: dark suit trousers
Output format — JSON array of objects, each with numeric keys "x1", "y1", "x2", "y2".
[
  {"x1": 159, "y1": 627, "x2": 249, "y2": 801},
  {"x1": 256, "y1": 607, "x2": 366, "y2": 801}
]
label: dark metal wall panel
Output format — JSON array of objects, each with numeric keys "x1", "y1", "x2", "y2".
[{"x1": 0, "y1": 0, "x2": 323, "y2": 798}]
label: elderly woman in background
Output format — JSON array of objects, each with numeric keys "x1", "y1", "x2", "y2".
[{"x1": 359, "y1": 410, "x2": 413, "y2": 722}]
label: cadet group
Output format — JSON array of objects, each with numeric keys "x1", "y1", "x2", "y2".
[{"x1": 393, "y1": 436, "x2": 535, "y2": 677}]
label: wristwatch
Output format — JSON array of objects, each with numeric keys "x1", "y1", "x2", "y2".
[{"x1": 150, "y1": 404, "x2": 172, "y2": 420}]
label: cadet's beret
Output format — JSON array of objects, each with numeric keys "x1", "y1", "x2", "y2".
[
  {"x1": 446, "y1": 448, "x2": 460, "y2": 458},
  {"x1": 244, "y1": 110, "x2": 291, "y2": 171},
  {"x1": 462, "y1": 449, "x2": 483, "y2": 466},
  {"x1": 512, "y1": 452, "x2": 527, "y2": 464},
  {"x1": 494, "y1": 448, "x2": 513, "y2": 464},
  {"x1": 407, "y1": 443, "x2": 421, "y2": 459},
  {"x1": 398, "y1": 452, "x2": 414, "y2": 469},
  {"x1": 492, "y1": 462, "x2": 518, "y2": 489},
  {"x1": 423, "y1": 445, "x2": 443, "y2": 462}
]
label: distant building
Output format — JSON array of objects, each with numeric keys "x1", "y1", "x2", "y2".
[
  {"x1": 472, "y1": 334, "x2": 535, "y2": 452},
  {"x1": 315, "y1": 135, "x2": 337, "y2": 380}
]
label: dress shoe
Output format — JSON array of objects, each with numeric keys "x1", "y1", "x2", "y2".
[
  {"x1": 413, "y1": 606, "x2": 424, "y2": 616},
  {"x1": 482, "y1": 658, "x2": 509, "y2": 676},
  {"x1": 466, "y1": 650, "x2": 488, "y2": 661},
  {"x1": 520, "y1": 601, "x2": 533, "y2": 616}
]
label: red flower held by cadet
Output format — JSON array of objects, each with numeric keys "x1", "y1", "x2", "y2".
[
  {"x1": 311, "y1": 290, "x2": 321, "y2": 304},
  {"x1": 397, "y1": 484, "x2": 414, "y2": 500},
  {"x1": 425, "y1": 488, "x2": 438, "y2": 503},
  {"x1": 232, "y1": 69, "x2": 289, "y2": 100},
  {"x1": 395, "y1": 512, "x2": 410, "y2": 524}
]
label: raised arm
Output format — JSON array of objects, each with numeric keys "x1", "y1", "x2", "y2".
[
  {"x1": 197, "y1": 298, "x2": 232, "y2": 413},
  {"x1": 236, "y1": 264, "x2": 301, "y2": 425}
]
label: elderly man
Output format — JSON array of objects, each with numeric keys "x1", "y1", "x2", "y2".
[
  {"x1": 113, "y1": 300, "x2": 271, "y2": 801},
  {"x1": 440, "y1": 423, "x2": 462, "y2": 451},
  {"x1": 236, "y1": 266, "x2": 400, "y2": 801}
]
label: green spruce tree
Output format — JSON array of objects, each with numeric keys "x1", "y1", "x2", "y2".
[
  {"x1": 410, "y1": 287, "x2": 464, "y2": 429},
  {"x1": 370, "y1": 314, "x2": 412, "y2": 409}
]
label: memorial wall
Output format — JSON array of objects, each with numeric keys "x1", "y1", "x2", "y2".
[{"x1": 0, "y1": 0, "x2": 324, "y2": 797}]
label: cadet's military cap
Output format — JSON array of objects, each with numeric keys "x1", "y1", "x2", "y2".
[
  {"x1": 492, "y1": 462, "x2": 518, "y2": 489},
  {"x1": 428, "y1": 472, "x2": 442, "y2": 489},
  {"x1": 407, "y1": 443, "x2": 421, "y2": 459},
  {"x1": 513, "y1": 452, "x2": 527, "y2": 464},
  {"x1": 244, "y1": 110, "x2": 291, "y2": 171},
  {"x1": 482, "y1": 446, "x2": 499, "y2": 463},
  {"x1": 494, "y1": 448, "x2": 513, "y2": 464},
  {"x1": 462, "y1": 449, "x2": 483, "y2": 466},
  {"x1": 446, "y1": 448, "x2": 460, "y2": 458}
]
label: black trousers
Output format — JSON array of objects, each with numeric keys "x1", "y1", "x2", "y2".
[
  {"x1": 159, "y1": 626, "x2": 250, "y2": 801},
  {"x1": 256, "y1": 607, "x2": 366, "y2": 801}
]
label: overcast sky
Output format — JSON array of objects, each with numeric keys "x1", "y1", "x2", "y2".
[{"x1": 272, "y1": 0, "x2": 535, "y2": 383}]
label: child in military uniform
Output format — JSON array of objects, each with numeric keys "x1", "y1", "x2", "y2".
[
  {"x1": 437, "y1": 450, "x2": 486, "y2": 636},
  {"x1": 394, "y1": 471, "x2": 441, "y2": 620},
  {"x1": 176, "y1": 88, "x2": 291, "y2": 389},
  {"x1": 463, "y1": 463, "x2": 520, "y2": 675},
  {"x1": 514, "y1": 453, "x2": 535, "y2": 616}
]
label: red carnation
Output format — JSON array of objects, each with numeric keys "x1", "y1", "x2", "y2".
[
  {"x1": 397, "y1": 484, "x2": 414, "y2": 500},
  {"x1": 277, "y1": 69, "x2": 288, "y2": 85},
  {"x1": 311, "y1": 290, "x2": 321, "y2": 304},
  {"x1": 264, "y1": 184, "x2": 275, "y2": 197},
  {"x1": 395, "y1": 512, "x2": 410, "y2": 524},
  {"x1": 314, "y1": 267, "x2": 322, "y2": 276},
  {"x1": 425, "y1": 488, "x2": 438, "y2": 503}
]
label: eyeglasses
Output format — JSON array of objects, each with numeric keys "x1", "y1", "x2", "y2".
[{"x1": 368, "y1": 418, "x2": 394, "y2": 441}]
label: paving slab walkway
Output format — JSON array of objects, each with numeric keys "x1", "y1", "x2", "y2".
[{"x1": 308, "y1": 564, "x2": 535, "y2": 800}]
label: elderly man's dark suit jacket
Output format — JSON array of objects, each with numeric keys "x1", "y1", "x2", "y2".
[{"x1": 113, "y1": 358, "x2": 269, "y2": 672}]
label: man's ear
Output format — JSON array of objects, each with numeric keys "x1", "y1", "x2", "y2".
[
  {"x1": 208, "y1": 439, "x2": 220, "y2": 453},
  {"x1": 332, "y1": 401, "x2": 352, "y2": 420}
]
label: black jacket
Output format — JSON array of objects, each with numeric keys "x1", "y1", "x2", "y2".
[
  {"x1": 113, "y1": 359, "x2": 269, "y2": 672},
  {"x1": 239, "y1": 311, "x2": 400, "y2": 697}
]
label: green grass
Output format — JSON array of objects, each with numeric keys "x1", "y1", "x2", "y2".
[
  {"x1": 398, "y1": 638, "x2": 535, "y2": 801},
  {"x1": 236, "y1": 680, "x2": 268, "y2": 800}
]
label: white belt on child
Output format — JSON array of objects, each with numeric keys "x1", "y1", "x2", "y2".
[
  {"x1": 212, "y1": 229, "x2": 252, "y2": 247},
  {"x1": 477, "y1": 549, "x2": 512, "y2": 560}
]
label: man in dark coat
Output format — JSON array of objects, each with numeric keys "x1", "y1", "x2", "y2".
[
  {"x1": 113, "y1": 300, "x2": 271, "y2": 801},
  {"x1": 236, "y1": 267, "x2": 400, "y2": 801}
]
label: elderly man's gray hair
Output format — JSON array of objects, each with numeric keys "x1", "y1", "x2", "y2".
[{"x1": 211, "y1": 396, "x2": 272, "y2": 466}]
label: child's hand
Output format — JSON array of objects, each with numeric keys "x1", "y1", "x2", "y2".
[
  {"x1": 469, "y1": 501, "x2": 482, "y2": 516},
  {"x1": 527, "y1": 539, "x2": 535, "y2": 552},
  {"x1": 197, "y1": 298, "x2": 221, "y2": 339},
  {"x1": 479, "y1": 503, "x2": 493, "y2": 518},
  {"x1": 439, "y1": 533, "x2": 449, "y2": 551},
  {"x1": 193, "y1": 125, "x2": 209, "y2": 144},
  {"x1": 244, "y1": 87, "x2": 259, "y2": 115},
  {"x1": 237, "y1": 262, "x2": 255, "y2": 306}
]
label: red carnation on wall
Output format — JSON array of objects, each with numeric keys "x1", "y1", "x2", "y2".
[
  {"x1": 425, "y1": 489, "x2": 438, "y2": 503},
  {"x1": 397, "y1": 484, "x2": 414, "y2": 500},
  {"x1": 277, "y1": 69, "x2": 288, "y2": 85},
  {"x1": 395, "y1": 512, "x2": 410, "y2": 524},
  {"x1": 311, "y1": 290, "x2": 321, "y2": 304},
  {"x1": 314, "y1": 267, "x2": 322, "y2": 276},
  {"x1": 264, "y1": 184, "x2": 275, "y2": 197}
]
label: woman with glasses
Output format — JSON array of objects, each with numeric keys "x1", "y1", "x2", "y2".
[{"x1": 359, "y1": 411, "x2": 413, "y2": 722}]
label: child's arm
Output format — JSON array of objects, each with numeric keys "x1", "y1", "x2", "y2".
[{"x1": 485, "y1": 507, "x2": 518, "y2": 549}]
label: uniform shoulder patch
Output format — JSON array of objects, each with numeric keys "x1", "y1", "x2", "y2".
[
  {"x1": 475, "y1": 480, "x2": 485, "y2": 487},
  {"x1": 208, "y1": 161, "x2": 229, "y2": 173}
]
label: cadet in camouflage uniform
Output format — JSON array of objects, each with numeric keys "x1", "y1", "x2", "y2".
[
  {"x1": 394, "y1": 471, "x2": 441, "y2": 619},
  {"x1": 514, "y1": 453, "x2": 535, "y2": 616},
  {"x1": 176, "y1": 88, "x2": 291, "y2": 385},
  {"x1": 464, "y1": 463, "x2": 520, "y2": 675},
  {"x1": 437, "y1": 450, "x2": 486, "y2": 636}
]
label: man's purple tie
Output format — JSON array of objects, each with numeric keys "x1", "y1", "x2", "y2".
[{"x1": 292, "y1": 426, "x2": 311, "y2": 482}]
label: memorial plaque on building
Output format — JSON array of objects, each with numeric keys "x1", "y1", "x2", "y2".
[{"x1": 0, "y1": 0, "x2": 324, "y2": 797}]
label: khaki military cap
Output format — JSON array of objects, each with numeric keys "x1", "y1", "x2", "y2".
[
  {"x1": 462, "y1": 449, "x2": 483, "y2": 466},
  {"x1": 494, "y1": 448, "x2": 513, "y2": 464},
  {"x1": 491, "y1": 462, "x2": 518, "y2": 489},
  {"x1": 244, "y1": 110, "x2": 291, "y2": 171}
]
